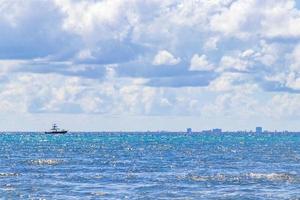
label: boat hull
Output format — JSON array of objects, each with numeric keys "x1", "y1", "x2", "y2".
[{"x1": 45, "y1": 131, "x2": 68, "y2": 134}]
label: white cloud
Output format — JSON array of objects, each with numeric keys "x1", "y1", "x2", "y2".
[
  {"x1": 208, "y1": 73, "x2": 238, "y2": 92},
  {"x1": 285, "y1": 72, "x2": 300, "y2": 90},
  {"x1": 261, "y1": 0, "x2": 300, "y2": 38},
  {"x1": 208, "y1": 72, "x2": 253, "y2": 92},
  {"x1": 55, "y1": 0, "x2": 133, "y2": 41},
  {"x1": 204, "y1": 37, "x2": 219, "y2": 50},
  {"x1": 265, "y1": 94, "x2": 300, "y2": 118},
  {"x1": 0, "y1": 1, "x2": 37, "y2": 26},
  {"x1": 210, "y1": 0, "x2": 300, "y2": 39},
  {"x1": 210, "y1": 0, "x2": 256, "y2": 39},
  {"x1": 152, "y1": 50, "x2": 181, "y2": 66},
  {"x1": 0, "y1": 59, "x2": 25, "y2": 75},
  {"x1": 241, "y1": 49, "x2": 255, "y2": 58},
  {"x1": 255, "y1": 40, "x2": 279, "y2": 67},
  {"x1": 76, "y1": 49, "x2": 94, "y2": 60},
  {"x1": 290, "y1": 43, "x2": 300, "y2": 72},
  {"x1": 3, "y1": 0, "x2": 300, "y2": 129},
  {"x1": 218, "y1": 55, "x2": 251, "y2": 72},
  {"x1": 189, "y1": 54, "x2": 214, "y2": 71},
  {"x1": 202, "y1": 85, "x2": 260, "y2": 118}
]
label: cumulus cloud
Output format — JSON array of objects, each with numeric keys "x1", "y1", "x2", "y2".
[
  {"x1": 265, "y1": 94, "x2": 300, "y2": 118},
  {"x1": 218, "y1": 55, "x2": 251, "y2": 72},
  {"x1": 152, "y1": 50, "x2": 181, "y2": 66},
  {"x1": 0, "y1": 0, "x2": 76, "y2": 59},
  {"x1": 202, "y1": 89, "x2": 260, "y2": 119},
  {"x1": 261, "y1": 0, "x2": 300, "y2": 38},
  {"x1": 210, "y1": 0, "x2": 300, "y2": 39},
  {"x1": 2, "y1": 0, "x2": 300, "y2": 126},
  {"x1": 290, "y1": 43, "x2": 300, "y2": 71},
  {"x1": 208, "y1": 72, "x2": 248, "y2": 92},
  {"x1": 189, "y1": 54, "x2": 214, "y2": 71},
  {"x1": 210, "y1": 0, "x2": 256, "y2": 39},
  {"x1": 204, "y1": 37, "x2": 220, "y2": 50}
]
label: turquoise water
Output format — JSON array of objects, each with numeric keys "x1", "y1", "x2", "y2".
[{"x1": 1, "y1": 133, "x2": 300, "y2": 199}]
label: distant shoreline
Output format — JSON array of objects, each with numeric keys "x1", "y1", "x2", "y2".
[{"x1": 1, "y1": 131, "x2": 300, "y2": 134}]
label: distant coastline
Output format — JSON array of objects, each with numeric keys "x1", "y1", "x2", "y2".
[{"x1": 1, "y1": 128, "x2": 300, "y2": 134}]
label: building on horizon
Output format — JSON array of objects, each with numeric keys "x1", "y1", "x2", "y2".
[
  {"x1": 202, "y1": 130, "x2": 212, "y2": 134},
  {"x1": 212, "y1": 128, "x2": 222, "y2": 134},
  {"x1": 187, "y1": 128, "x2": 192, "y2": 134},
  {"x1": 256, "y1": 127, "x2": 263, "y2": 133}
]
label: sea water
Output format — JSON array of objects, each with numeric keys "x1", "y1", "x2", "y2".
[{"x1": 1, "y1": 132, "x2": 300, "y2": 199}]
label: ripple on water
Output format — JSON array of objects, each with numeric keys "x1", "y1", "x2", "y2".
[
  {"x1": 93, "y1": 174, "x2": 103, "y2": 179},
  {"x1": 2, "y1": 133, "x2": 300, "y2": 199},
  {"x1": 247, "y1": 172, "x2": 295, "y2": 182},
  {"x1": 2, "y1": 184, "x2": 15, "y2": 191},
  {"x1": 183, "y1": 173, "x2": 233, "y2": 182},
  {"x1": 29, "y1": 159, "x2": 63, "y2": 165},
  {"x1": 0, "y1": 173, "x2": 19, "y2": 178},
  {"x1": 184, "y1": 172, "x2": 297, "y2": 183},
  {"x1": 91, "y1": 192, "x2": 107, "y2": 196}
]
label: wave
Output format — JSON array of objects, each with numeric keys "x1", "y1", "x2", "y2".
[
  {"x1": 2, "y1": 184, "x2": 15, "y2": 191},
  {"x1": 247, "y1": 172, "x2": 294, "y2": 182},
  {"x1": 0, "y1": 172, "x2": 19, "y2": 177},
  {"x1": 184, "y1": 172, "x2": 296, "y2": 183},
  {"x1": 91, "y1": 192, "x2": 107, "y2": 196},
  {"x1": 188, "y1": 174, "x2": 226, "y2": 182},
  {"x1": 30, "y1": 159, "x2": 63, "y2": 165}
]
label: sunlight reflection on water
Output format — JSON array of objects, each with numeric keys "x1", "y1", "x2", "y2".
[{"x1": 0, "y1": 132, "x2": 300, "y2": 199}]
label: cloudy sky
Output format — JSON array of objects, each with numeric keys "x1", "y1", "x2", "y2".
[{"x1": 1, "y1": 0, "x2": 300, "y2": 131}]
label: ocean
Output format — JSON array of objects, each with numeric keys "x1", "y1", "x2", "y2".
[{"x1": 1, "y1": 132, "x2": 300, "y2": 199}]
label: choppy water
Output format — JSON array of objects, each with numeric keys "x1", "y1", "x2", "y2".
[{"x1": 1, "y1": 133, "x2": 300, "y2": 199}]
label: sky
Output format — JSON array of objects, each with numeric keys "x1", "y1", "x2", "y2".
[{"x1": 1, "y1": 0, "x2": 300, "y2": 131}]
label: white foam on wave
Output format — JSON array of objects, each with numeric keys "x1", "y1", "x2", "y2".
[
  {"x1": 2, "y1": 184, "x2": 15, "y2": 191},
  {"x1": 0, "y1": 173, "x2": 19, "y2": 177},
  {"x1": 30, "y1": 159, "x2": 63, "y2": 165},
  {"x1": 94, "y1": 174, "x2": 103, "y2": 179},
  {"x1": 91, "y1": 191, "x2": 107, "y2": 196},
  {"x1": 189, "y1": 175, "x2": 208, "y2": 182},
  {"x1": 184, "y1": 172, "x2": 296, "y2": 183},
  {"x1": 247, "y1": 172, "x2": 294, "y2": 182},
  {"x1": 185, "y1": 173, "x2": 227, "y2": 182}
]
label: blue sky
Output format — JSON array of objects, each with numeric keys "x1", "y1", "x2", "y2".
[{"x1": 1, "y1": 0, "x2": 300, "y2": 131}]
